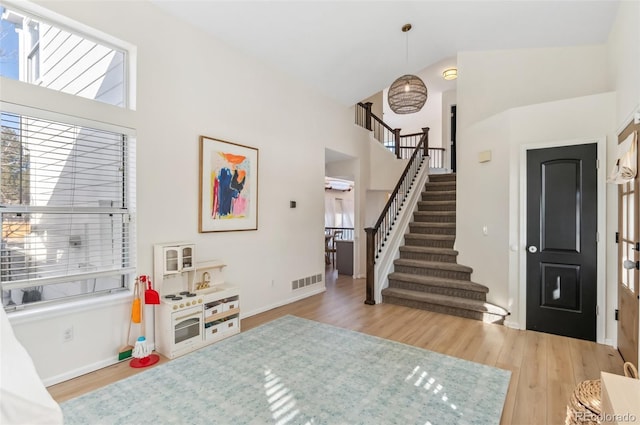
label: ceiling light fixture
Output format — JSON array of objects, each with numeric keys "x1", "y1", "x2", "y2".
[
  {"x1": 442, "y1": 67, "x2": 458, "y2": 80},
  {"x1": 388, "y1": 24, "x2": 427, "y2": 115}
]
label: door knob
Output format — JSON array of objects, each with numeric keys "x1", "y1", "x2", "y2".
[
  {"x1": 527, "y1": 246, "x2": 538, "y2": 253},
  {"x1": 623, "y1": 259, "x2": 639, "y2": 270}
]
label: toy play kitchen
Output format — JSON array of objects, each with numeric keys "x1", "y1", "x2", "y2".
[{"x1": 153, "y1": 242, "x2": 240, "y2": 359}]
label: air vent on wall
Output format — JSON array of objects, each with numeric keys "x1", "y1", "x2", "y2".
[{"x1": 292, "y1": 273, "x2": 323, "y2": 290}]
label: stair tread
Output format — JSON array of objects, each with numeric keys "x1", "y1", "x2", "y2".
[
  {"x1": 394, "y1": 258, "x2": 473, "y2": 273},
  {"x1": 405, "y1": 233, "x2": 455, "y2": 240},
  {"x1": 382, "y1": 287, "x2": 508, "y2": 316},
  {"x1": 425, "y1": 181, "x2": 456, "y2": 186},
  {"x1": 422, "y1": 190, "x2": 457, "y2": 195},
  {"x1": 399, "y1": 246, "x2": 458, "y2": 255},
  {"x1": 414, "y1": 211, "x2": 456, "y2": 215},
  {"x1": 388, "y1": 272, "x2": 488, "y2": 293}
]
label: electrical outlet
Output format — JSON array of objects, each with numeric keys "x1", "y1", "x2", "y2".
[{"x1": 63, "y1": 326, "x2": 74, "y2": 342}]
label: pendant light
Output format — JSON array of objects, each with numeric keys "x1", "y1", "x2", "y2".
[{"x1": 388, "y1": 24, "x2": 428, "y2": 115}]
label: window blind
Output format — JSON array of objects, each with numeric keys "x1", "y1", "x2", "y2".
[{"x1": 1, "y1": 111, "x2": 134, "y2": 308}]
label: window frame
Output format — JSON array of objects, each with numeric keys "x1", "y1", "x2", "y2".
[
  {"x1": 0, "y1": 1, "x2": 137, "y2": 315},
  {"x1": 1, "y1": 0, "x2": 135, "y2": 110}
]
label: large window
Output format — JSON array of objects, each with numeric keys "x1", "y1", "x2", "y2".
[
  {"x1": 0, "y1": 3, "x2": 135, "y2": 311},
  {"x1": 1, "y1": 5, "x2": 127, "y2": 108},
  {"x1": 1, "y1": 110, "x2": 134, "y2": 310}
]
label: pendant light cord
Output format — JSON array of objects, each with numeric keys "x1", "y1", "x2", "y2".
[{"x1": 405, "y1": 30, "x2": 409, "y2": 66}]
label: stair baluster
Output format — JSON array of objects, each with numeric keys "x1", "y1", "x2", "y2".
[{"x1": 364, "y1": 127, "x2": 429, "y2": 304}]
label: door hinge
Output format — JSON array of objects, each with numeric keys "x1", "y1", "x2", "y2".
[
  {"x1": 596, "y1": 232, "x2": 599, "y2": 243},
  {"x1": 615, "y1": 309, "x2": 619, "y2": 321},
  {"x1": 615, "y1": 232, "x2": 619, "y2": 244},
  {"x1": 596, "y1": 159, "x2": 600, "y2": 169},
  {"x1": 596, "y1": 305, "x2": 600, "y2": 315}
]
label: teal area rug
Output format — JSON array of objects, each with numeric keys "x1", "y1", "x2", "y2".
[{"x1": 61, "y1": 315, "x2": 510, "y2": 424}]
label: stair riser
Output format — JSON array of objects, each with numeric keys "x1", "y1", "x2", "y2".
[
  {"x1": 418, "y1": 203, "x2": 456, "y2": 211},
  {"x1": 422, "y1": 193, "x2": 456, "y2": 201},
  {"x1": 394, "y1": 264, "x2": 471, "y2": 281},
  {"x1": 408, "y1": 225, "x2": 456, "y2": 236},
  {"x1": 413, "y1": 214, "x2": 456, "y2": 223},
  {"x1": 399, "y1": 251, "x2": 457, "y2": 263},
  {"x1": 382, "y1": 296, "x2": 505, "y2": 324},
  {"x1": 424, "y1": 183, "x2": 456, "y2": 192},
  {"x1": 387, "y1": 280, "x2": 486, "y2": 301},
  {"x1": 404, "y1": 238, "x2": 455, "y2": 249}
]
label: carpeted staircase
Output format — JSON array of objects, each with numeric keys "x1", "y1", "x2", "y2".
[{"x1": 381, "y1": 173, "x2": 509, "y2": 324}]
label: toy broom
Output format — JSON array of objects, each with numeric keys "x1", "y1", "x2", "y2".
[{"x1": 117, "y1": 278, "x2": 138, "y2": 360}]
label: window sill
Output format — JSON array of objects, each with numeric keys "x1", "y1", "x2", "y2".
[{"x1": 6, "y1": 290, "x2": 132, "y2": 326}]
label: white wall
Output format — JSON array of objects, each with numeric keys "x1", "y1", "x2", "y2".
[
  {"x1": 458, "y1": 45, "x2": 609, "y2": 130},
  {"x1": 455, "y1": 110, "x2": 511, "y2": 310},
  {"x1": 369, "y1": 134, "x2": 406, "y2": 191},
  {"x1": 607, "y1": 0, "x2": 640, "y2": 129},
  {"x1": 383, "y1": 88, "x2": 443, "y2": 148},
  {"x1": 360, "y1": 91, "x2": 384, "y2": 119},
  {"x1": 4, "y1": 0, "x2": 370, "y2": 384}
]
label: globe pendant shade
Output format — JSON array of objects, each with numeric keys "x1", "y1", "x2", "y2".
[{"x1": 388, "y1": 74, "x2": 428, "y2": 114}]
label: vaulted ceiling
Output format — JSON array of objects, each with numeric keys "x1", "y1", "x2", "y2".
[{"x1": 151, "y1": 1, "x2": 620, "y2": 106}]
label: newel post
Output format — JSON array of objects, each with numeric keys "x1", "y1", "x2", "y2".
[
  {"x1": 364, "y1": 227, "x2": 376, "y2": 305},
  {"x1": 363, "y1": 102, "x2": 373, "y2": 131},
  {"x1": 422, "y1": 127, "x2": 430, "y2": 157},
  {"x1": 393, "y1": 128, "x2": 401, "y2": 159}
]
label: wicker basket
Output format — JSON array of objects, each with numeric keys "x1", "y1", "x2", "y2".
[
  {"x1": 566, "y1": 379, "x2": 601, "y2": 425},
  {"x1": 565, "y1": 361, "x2": 638, "y2": 425}
]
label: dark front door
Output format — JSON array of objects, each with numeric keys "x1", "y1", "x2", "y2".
[{"x1": 526, "y1": 143, "x2": 598, "y2": 341}]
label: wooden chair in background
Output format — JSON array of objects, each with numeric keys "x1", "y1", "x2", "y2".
[{"x1": 324, "y1": 230, "x2": 343, "y2": 267}]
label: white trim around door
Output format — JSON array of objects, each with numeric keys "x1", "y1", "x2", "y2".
[{"x1": 517, "y1": 137, "x2": 607, "y2": 345}]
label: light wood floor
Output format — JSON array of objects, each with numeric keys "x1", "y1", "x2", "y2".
[{"x1": 48, "y1": 268, "x2": 625, "y2": 424}]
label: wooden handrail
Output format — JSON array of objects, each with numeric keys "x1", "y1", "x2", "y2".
[
  {"x1": 372, "y1": 112, "x2": 394, "y2": 133},
  {"x1": 364, "y1": 127, "x2": 429, "y2": 304},
  {"x1": 356, "y1": 103, "x2": 434, "y2": 160}
]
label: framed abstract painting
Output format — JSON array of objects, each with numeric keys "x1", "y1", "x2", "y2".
[{"x1": 199, "y1": 135, "x2": 258, "y2": 232}]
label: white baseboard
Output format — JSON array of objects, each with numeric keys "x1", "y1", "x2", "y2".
[
  {"x1": 503, "y1": 319, "x2": 522, "y2": 330},
  {"x1": 43, "y1": 343, "x2": 154, "y2": 387},
  {"x1": 240, "y1": 285, "x2": 326, "y2": 319}
]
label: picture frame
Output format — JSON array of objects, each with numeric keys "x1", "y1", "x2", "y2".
[{"x1": 199, "y1": 135, "x2": 259, "y2": 232}]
